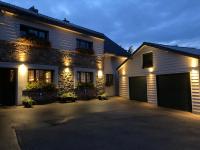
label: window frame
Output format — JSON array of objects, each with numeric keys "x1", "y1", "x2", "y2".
[
  {"x1": 76, "y1": 39, "x2": 93, "y2": 50},
  {"x1": 28, "y1": 69, "x2": 54, "y2": 83},
  {"x1": 142, "y1": 52, "x2": 153, "y2": 68},
  {"x1": 77, "y1": 71, "x2": 94, "y2": 84},
  {"x1": 106, "y1": 74, "x2": 114, "y2": 87},
  {"x1": 20, "y1": 24, "x2": 49, "y2": 40}
]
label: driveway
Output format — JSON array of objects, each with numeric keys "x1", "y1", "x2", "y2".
[{"x1": 1, "y1": 97, "x2": 200, "y2": 150}]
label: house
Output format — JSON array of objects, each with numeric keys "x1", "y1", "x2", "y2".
[
  {"x1": 0, "y1": 1, "x2": 129, "y2": 105},
  {"x1": 117, "y1": 42, "x2": 200, "y2": 114}
]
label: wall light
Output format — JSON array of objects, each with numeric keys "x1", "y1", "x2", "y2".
[
  {"x1": 191, "y1": 58, "x2": 199, "y2": 68},
  {"x1": 19, "y1": 64, "x2": 27, "y2": 76},
  {"x1": 64, "y1": 67, "x2": 70, "y2": 73},
  {"x1": 148, "y1": 67, "x2": 154, "y2": 73},
  {"x1": 98, "y1": 70, "x2": 103, "y2": 78}
]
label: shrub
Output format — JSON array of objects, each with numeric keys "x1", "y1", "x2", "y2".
[
  {"x1": 26, "y1": 82, "x2": 57, "y2": 92},
  {"x1": 21, "y1": 96, "x2": 34, "y2": 108},
  {"x1": 18, "y1": 35, "x2": 51, "y2": 47},
  {"x1": 76, "y1": 48, "x2": 94, "y2": 55},
  {"x1": 98, "y1": 93, "x2": 108, "y2": 100},
  {"x1": 60, "y1": 92, "x2": 77, "y2": 99}
]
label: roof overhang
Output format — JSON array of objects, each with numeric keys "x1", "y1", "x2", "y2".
[
  {"x1": 117, "y1": 42, "x2": 200, "y2": 71},
  {"x1": 0, "y1": 2, "x2": 105, "y2": 39}
]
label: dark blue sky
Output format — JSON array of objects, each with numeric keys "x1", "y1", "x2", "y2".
[{"x1": 3, "y1": 0, "x2": 200, "y2": 50}]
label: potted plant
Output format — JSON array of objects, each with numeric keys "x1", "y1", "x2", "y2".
[
  {"x1": 98, "y1": 93, "x2": 108, "y2": 100},
  {"x1": 59, "y1": 92, "x2": 78, "y2": 103},
  {"x1": 22, "y1": 96, "x2": 35, "y2": 108}
]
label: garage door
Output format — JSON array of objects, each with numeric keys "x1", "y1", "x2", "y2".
[
  {"x1": 129, "y1": 76, "x2": 147, "y2": 102},
  {"x1": 157, "y1": 73, "x2": 192, "y2": 112},
  {"x1": 0, "y1": 68, "x2": 17, "y2": 106}
]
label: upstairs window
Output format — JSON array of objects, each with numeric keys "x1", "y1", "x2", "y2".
[
  {"x1": 20, "y1": 24, "x2": 49, "y2": 40},
  {"x1": 77, "y1": 39, "x2": 93, "y2": 50},
  {"x1": 143, "y1": 52, "x2": 153, "y2": 68},
  {"x1": 106, "y1": 74, "x2": 114, "y2": 87},
  {"x1": 77, "y1": 72, "x2": 93, "y2": 83},
  {"x1": 28, "y1": 69, "x2": 53, "y2": 83}
]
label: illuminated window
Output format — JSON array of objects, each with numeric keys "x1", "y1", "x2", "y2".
[
  {"x1": 77, "y1": 72, "x2": 93, "y2": 83},
  {"x1": 28, "y1": 69, "x2": 53, "y2": 83}
]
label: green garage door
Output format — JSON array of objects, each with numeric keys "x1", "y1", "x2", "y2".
[
  {"x1": 157, "y1": 73, "x2": 192, "y2": 112},
  {"x1": 129, "y1": 76, "x2": 147, "y2": 102}
]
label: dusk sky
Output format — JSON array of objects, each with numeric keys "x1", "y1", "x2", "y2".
[{"x1": 3, "y1": 0, "x2": 200, "y2": 50}]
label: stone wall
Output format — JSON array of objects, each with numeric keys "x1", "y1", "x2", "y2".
[{"x1": 0, "y1": 40, "x2": 105, "y2": 94}]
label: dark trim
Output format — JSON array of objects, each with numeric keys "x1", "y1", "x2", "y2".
[
  {"x1": 0, "y1": 1, "x2": 105, "y2": 39},
  {"x1": 117, "y1": 42, "x2": 200, "y2": 70}
]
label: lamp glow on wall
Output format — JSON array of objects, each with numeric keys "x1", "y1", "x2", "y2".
[
  {"x1": 19, "y1": 64, "x2": 27, "y2": 76},
  {"x1": 98, "y1": 70, "x2": 103, "y2": 78},
  {"x1": 191, "y1": 58, "x2": 199, "y2": 68},
  {"x1": 148, "y1": 67, "x2": 154, "y2": 73}
]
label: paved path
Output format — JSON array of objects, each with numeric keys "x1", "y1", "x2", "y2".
[{"x1": 1, "y1": 97, "x2": 200, "y2": 150}]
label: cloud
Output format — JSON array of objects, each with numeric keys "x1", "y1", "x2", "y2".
[{"x1": 2, "y1": 0, "x2": 200, "y2": 50}]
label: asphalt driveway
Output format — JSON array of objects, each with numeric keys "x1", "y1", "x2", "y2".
[{"x1": 1, "y1": 97, "x2": 200, "y2": 150}]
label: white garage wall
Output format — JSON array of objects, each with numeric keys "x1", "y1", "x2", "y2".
[{"x1": 118, "y1": 45, "x2": 200, "y2": 113}]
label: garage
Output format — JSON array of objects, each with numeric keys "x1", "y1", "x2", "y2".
[
  {"x1": 0, "y1": 68, "x2": 17, "y2": 106},
  {"x1": 129, "y1": 76, "x2": 147, "y2": 102},
  {"x1": 157, "y1": 73, "x2": 192, "y2": 112}
]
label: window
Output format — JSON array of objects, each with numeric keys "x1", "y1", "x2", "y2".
[
  {"x1": 77, "y1": 39, "x2": 93, "y2": 50},
  {"x1": 143, "y1": 52, "x2": 153, "y2": 68},
  {"x1": 77, "y1": 72, "x2": 93, "y2": 83},
  {"x1": 28, "y1": 69, "x2": 53, "y2": 83},
  {"x1": 106, "y1": 74, "x2": 114, "y2": 86},
  {"x1": 20, "y1": 24, "x2": 49, "y2": 40}
]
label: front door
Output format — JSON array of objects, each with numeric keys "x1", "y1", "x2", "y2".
[{"x1": 0, "y1": 68, "x2": 17, "y2": 106}]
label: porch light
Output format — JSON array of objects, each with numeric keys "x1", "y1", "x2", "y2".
[
  {"x1": 98, "y1": 70, "x2": 103, "y2": 78},
  {"x1": 191, "y1": 58, "x2": 199, "y2": 68},
  {"x1": 19, "y1": 64, "x2": 27, "y2": 76},
  {"x1": 148, "y1": 67, "x2": 154, "y2": 73},
  {"x1": 64, "y1": 67, "x2": 70, "y2": 73}
]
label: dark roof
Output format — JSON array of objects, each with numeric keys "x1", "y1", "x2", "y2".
[
  {"x1": 104, "y1": 37, "x2": 130, "y2": 57},
  {"x1": 117, "y1": 42, "x2": 200, "y2": 70},
  {"x1": 0, "y1": 1, "x2": 104, "y2": 39}
]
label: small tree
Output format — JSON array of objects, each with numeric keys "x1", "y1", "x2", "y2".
[{"x1": 128, "y1": 46, "x2": 134, "y2": 54}]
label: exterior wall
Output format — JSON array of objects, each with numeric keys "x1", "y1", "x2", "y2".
[
  {"x1": 104, "y1": 55, "x2": 126, "y2": 96},
  {"x1": 0, "y1": 11, "x2": 105, "y2": 104},
  {"x1": 118, "y1": 45, "x2": 200, "y2": 113},
  {"x1": 0, "y1": 11, "x2": 104, "y2": 55},
  {"x1": 0, "y1": 40, "x2": 104, "y2": 104}
]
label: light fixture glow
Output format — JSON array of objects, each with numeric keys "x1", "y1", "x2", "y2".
[
  {"x1": 64, "y1": 67, "x2": 70, "y2": 73},
  {"x1": 98, "y1": 70, "x2": 103, "y2": 78},
  {"x1": 191, "y1": 58, "x2": 199, "y2": 68},
  {"x1": 19, "y1": 64, "x2": 27, "y2": 76},
  {"x1": 148, "y1": 67, "x2": 154, "y2": 73}
]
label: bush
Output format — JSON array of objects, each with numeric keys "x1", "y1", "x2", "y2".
[
  {"x1": 26, "y1": 82, "x2": 57, "y2": 92},
  {"x1": 98, "y1": 93, "x2": 108, "y2": 100},
  {"x1": 60, "y1": 92, "x2": 77, "y2": 99},
  {"x1": 59, "y1": 92, "x2": 77, "y2": 102},
  {"x1": 22, "y1": 96, "x2": 35, "y2": 108},
  {"x1": 19, "y1": 35, "x2": 51, "y2": 47}
]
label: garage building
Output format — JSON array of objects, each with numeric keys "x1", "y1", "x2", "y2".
[{"x1": 117, "y1": 42, "x2": 200, "y2": 113}]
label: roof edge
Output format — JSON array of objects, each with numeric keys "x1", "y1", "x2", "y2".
[{"x1": 117, "y1": 42, "x2": 200, "y2": 70}]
